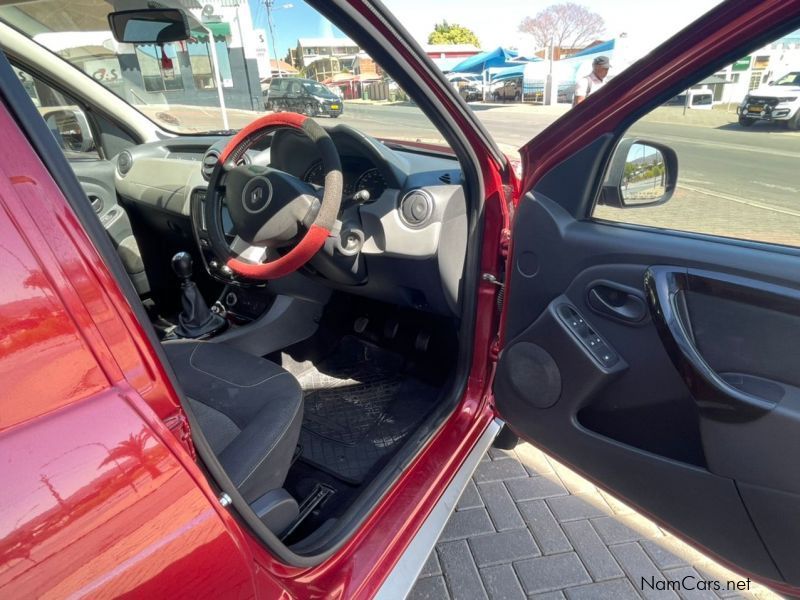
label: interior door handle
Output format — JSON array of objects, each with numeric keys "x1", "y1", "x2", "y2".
[
  {"x1": 587, "y1": 283, "x2": 647, "y2": 323},
  {"x1": 644, "y1": 266, "x2": 775, "y2": 422}
]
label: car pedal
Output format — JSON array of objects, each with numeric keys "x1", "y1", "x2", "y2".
[
  {"x1": 353, "y1": 316, "x2": 369, "y2": 333},
  {"x1": 415, "y1": 331, "x2": 431, "y2": 353},
  {"x1": 383, "y1": 318, "x2": 400, "y2": 339},
  {"x1": 280, "y1": 483, "x2": 336, "y2": 541}
]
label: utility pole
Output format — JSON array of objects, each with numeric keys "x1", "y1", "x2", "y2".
[{"x1": 264, "y1": 1, "x2": 285, "y2": 79}]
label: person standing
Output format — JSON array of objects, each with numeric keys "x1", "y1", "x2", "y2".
[{"x1": 573, "y1": 56, "x2": 611, "y2": 105}]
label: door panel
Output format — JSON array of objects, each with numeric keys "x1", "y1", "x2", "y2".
[
  {"x1": 71, "y1": 159, "x2": 150, "y2": 296},
  {"x1": 495, "y1": 192, "x2": 800, "y2": 586}
]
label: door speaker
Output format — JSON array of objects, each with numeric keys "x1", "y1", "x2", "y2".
[{"x1": 503, "y1": 342, "x2": 561, "y2": 408}]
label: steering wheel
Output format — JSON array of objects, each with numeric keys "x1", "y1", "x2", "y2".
[{"x1": 204, "y1": 113, "x2": 342, "y2": 280}]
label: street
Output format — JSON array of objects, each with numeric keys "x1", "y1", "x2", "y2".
[{"x1": 337, "y1": 101, "x2": 800, "y2": 246}]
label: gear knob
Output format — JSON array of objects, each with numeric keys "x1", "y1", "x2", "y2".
[{"x1": 171, "y1": 251, "x2": 193, "y2": 281}]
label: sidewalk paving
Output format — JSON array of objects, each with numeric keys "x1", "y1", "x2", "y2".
[{"x1": 410, "y1": 442, "x2": 783, "y2": 600}]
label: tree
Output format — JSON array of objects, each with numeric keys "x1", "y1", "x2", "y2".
[
  {"x1": 428, "y1": 21, "x2": 480, "y2": 47},
  {"x1": 518, "y1": 3, "x2": 605, "y2": 51}
]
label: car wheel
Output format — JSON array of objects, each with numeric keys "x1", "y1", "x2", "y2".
[
  {"x1": 492, "y1": 92, "x2": 500, "y2": 102},
  {"x1": 303, "y1": 102, "x2": 318, "y2": 117},
  {"x1": 330, "y1": 114, "x2": 339, "y2": 119},
  {"x1": 514, "y1": 92, "x2": 521, "y2": 102},
  {"x1": 738, "y1": 116, "x2": 756, "y2": 127},
  {"x1": 788, "y1": 111, "x2": 800, "y2": 131},
  {"x1": 265, "y1": 100, "x2": 274, "y2": 111}
]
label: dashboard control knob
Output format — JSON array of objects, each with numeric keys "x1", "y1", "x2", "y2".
[{"x1": 225, "y1": 292, "x2": 238, "y2": 307}]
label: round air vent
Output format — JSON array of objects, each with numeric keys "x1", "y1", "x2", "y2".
[
  {"x1": 117, "y1": 150, "x2": 133, "y2": 176},
  {"x1": 201, "y1": 149, "x2": 250, "y2": 181},
  {"x1": 398, "y1": 189, "x2": 433, "y2": 227},
  {"x1": 201, "y1": 149, "x2": 220, "y2": 181}
]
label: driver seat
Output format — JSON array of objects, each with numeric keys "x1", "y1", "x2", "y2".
[{"x1": 163, "y1": 340, "x2": 303, "y2": 505}]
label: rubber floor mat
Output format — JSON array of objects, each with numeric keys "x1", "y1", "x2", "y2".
[{"x1": 293, "y1": 337, "x2": 439, "y2": 484}]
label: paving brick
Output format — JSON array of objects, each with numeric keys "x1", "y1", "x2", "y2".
[
  {"x1": 641, "y1": 539, "x2": 688, "y2": 570},
  {"x1": 505, "y1": 476, "x2": 568, "y2": 502},
  {"x1": 564, "y1": 578, "x2": 640, "y2": 600},
  {"x1": 488, "y1": 447, "x2": 516, "y2": 461},
  {"x1": 472, "y1": 458, "x2": 528, "y2": 484},
  {"x1": 419, "y1": 550, "x2": 442, "y2": 578},
  {"x1": 590, "y1": 516, "x2": 645, "y2": 545},
  {"x1": 468, "y1": 529, "x2": 540, "y2": 567},
  {"x1": 561, "y1": 520, "x2": 624, "y2": 581},
  {"x1": 515, "y1": 552, "x2": 592, "y2": 595},
  {"x1": 438, "y1": 540, "x2": 488, "y2": 600},
  {"x1": 477, "y1": 481, "x2": 525, "y2": 531},
  {"x1": 479, "y1": 564, "x2": 525, "y2": 600},
  {"x1": 529, "y1": 593, "x2": 566, "y2": 600},
  {"x1": 547, "y1": 493, "x2": 610, "y2": 522},
  {"x1": 457, "y1": 480, "x2": 484, "y2": 511},
  {"x1": 438, "y1": 508, "x2": 495, "y2": 543},
  {"x1": 597, "y1": 490, "x2": 634, "y2": 515},
  {"x1": 408, "y1": 576, "x2": 450, "y2": 600},
  {"x1": 517, "y1": 500, "x2": 572, "y2": 554},
  {"x1": 514, "y1": 443, "x2": 555, "y2": 476},
  {"x1": 550, "y1": 463, "x2": 597, "y2": 495},
  {"x1": 610, "y1": 542, "x2": 679, "y2": 600},
  {"x1": 661, "y1": 567, "x2": 720, "y2": 600}
]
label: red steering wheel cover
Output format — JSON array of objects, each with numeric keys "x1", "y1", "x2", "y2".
[
  {"x1": 219, "y1": 112, "x2": 307, "y2": 164},
  {"x1": 215, "y1": 112, "x2": 338, "y2": 280}
]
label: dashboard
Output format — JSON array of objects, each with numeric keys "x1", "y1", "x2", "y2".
[{"x1": 113, "y1": 124, "x2": 469, "y2": 316}]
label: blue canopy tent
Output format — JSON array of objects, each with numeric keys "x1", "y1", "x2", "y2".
[
  {"x1": 449, "y1": 47, "x2": 521, "y2": 73},
  {"x1": 569, "y1": 39, "x2": 615, "y2": 58}
]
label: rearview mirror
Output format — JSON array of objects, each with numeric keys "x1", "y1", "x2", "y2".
[
  {"x1": 108, "y1": 9, "x2": 189, "y2": 44},
  {"x1": 599, "y1": 139, "x2": 678, "y2": 208}
]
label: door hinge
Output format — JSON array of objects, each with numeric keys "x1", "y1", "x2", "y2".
[{"x1": 164, "y1": 411, "x2": 195, "y2": 459}]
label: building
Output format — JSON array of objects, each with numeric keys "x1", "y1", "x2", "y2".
[
  {"x1": 424, "y1": 44, "x2": 481, "y2": 72},
  {"x1": 686, "y1": 32, "x2": 800, "y2": 105},
  {"x1": 20, "y1": 0, "x2": 268, "y2": 111},
  {"x1": 291, "y1": 37, "x2": 361, "y2": 81}
]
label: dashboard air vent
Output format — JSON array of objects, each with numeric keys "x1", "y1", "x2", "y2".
[
  {"x1": 201, "y1": 150, "x2": 220, "y2": 181},
  {"x1": 201, "y1": 149, "x2": 251, "y2": 182},
  {"x1": 438, "y1": 172, "x2": 452, "y2": 184},
  {"x1": 117, "y1": 150, "x2": 133, "y2": 176}
]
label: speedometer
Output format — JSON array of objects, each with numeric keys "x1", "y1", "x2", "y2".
[
  {"x1": 354, "y1": 168, "x2": 386, "y2": 198},
  {"x1": 303, "y1": 161, "x2": 325, "y2": 186}
]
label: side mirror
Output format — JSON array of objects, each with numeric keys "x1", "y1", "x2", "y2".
[
  {"x1": 108, "y1": 9, "x2": 189, "y2": 44},
  {"x1": 599, "y1": 139, "x2": 678, "y2": 208},
  {"x1": 43, "y1": 109, "x2": 95, "y2": 154}
]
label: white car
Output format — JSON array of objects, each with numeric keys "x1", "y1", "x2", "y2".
[{"x1": 738, "y1": 71, "x2": 800, "y2": 128}]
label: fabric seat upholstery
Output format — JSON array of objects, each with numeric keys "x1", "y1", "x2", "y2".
[{"x1": 163, "y1": 340, "x2": 303, "y2": 503}]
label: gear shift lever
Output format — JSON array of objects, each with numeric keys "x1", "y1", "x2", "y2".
[{"x1": 171, "y1": 252, "x2": 226, "y2": 339}]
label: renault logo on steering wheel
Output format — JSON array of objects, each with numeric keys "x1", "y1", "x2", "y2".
[{"x1": 243, "y1": 177, "x2": 273, "y2": 214}]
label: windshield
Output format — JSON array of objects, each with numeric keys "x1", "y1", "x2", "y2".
[
  {"x1": 775, "y1": 72, "x2": 800, "y2": 86},
  {"x1": 0, "y1": 0, "x2": 728, "y2": 152},
  {"x1": 303, "y1": 81, "x2": 334, "y2": 97}
]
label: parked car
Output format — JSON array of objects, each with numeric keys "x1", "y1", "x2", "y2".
[
  {"x1": 738, "y1": 71, "x2": 800, "y2": 128},
  {"x1": 448, "y1": 74, "x2": 483, "y2": 102},
  {"x1": 265, "y1": 76, "x2": 343, "y2": 117},
  {"x1": 1, "y1": 1, "x2": 800, "y2": 599},
  {"x1": 492, "y1": 77, "x2": 522, "y2": 102}
]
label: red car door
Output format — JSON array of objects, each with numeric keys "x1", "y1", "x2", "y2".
[
  {"x1": 0, "y1": 82, "x2": 281, "y2": 599},
  {"x1": 494, "y1": 0, "x2": 800, "y2": 595}
]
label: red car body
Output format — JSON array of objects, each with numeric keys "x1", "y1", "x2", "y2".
[{"x1": 2, "y1": 0, "x2": 800, "y2": 598}]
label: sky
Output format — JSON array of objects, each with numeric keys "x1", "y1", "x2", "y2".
[{"x1": 250, "y1": 0, "x2": 725, "y2": 60}]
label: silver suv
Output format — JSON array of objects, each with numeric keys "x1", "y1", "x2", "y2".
[{"x1": 738, "y1": 71, "x2": 800, "y2": 129}]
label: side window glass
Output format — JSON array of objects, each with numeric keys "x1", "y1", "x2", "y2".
[
  {"x1": 13, "y1": 67, "x2": 99, "y2": 158},
  {"x1": 593, "y1": 42, "x2": 800, "y2": 248}
]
